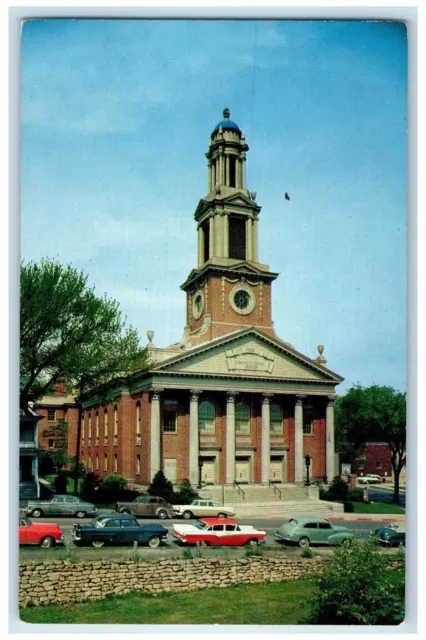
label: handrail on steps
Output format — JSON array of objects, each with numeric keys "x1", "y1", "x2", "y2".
[
  {"x1": 269, "y1": 480, "x2": 282, "y2": 500},
  {"x1": 233, "y1": 481, "x2": 245, "y2": 501}
]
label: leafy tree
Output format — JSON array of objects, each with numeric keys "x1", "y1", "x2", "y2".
[
  {"x1": 325, "y1": 476, "x2": 349, "y2": 502},
  {"x1": 148, "y1": 470, "x2": 175, "y2": 504},
  {"x1": 307, "y1": 538, "x2": 405, "y2": 625},
  {"x1": 20, "y1": 259, "x2": 150, "y2": 493},
  {"x1": 41, "y1": 420, "x2": 69, "y2": 472},
  {"x1": 173, "y1": 478, "x2": 199, "y2": 505},
  {"x1": 54, "y1": 471, "x2": 68, "y2": 495},
  {"x1": 335, "y1": 385, "x2": 406, "y2": 503}
]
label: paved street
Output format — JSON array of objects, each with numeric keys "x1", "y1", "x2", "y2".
[
  {"x1": 359, "y1": 484, "x2": 406, "y2": 508},
  {"x1": 18, "y1": 514, "x2": 401, "y2": 560}
]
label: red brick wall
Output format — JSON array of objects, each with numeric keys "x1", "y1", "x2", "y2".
[{"x1": 353, "y1": 443, "x2": 393, "y2": 477}]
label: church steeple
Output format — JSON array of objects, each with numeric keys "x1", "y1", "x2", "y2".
[
  {"x1": 206, "y1": 107, "x2": 248, "y2": 193},
  {"x1": 180, "y1": 109, "x2": 279, "y2": 347}
]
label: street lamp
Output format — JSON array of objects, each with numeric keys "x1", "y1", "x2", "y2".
[
  {"x1": 305, "y1": 455, "x2": 311, "y2": 486},
  {"x1": 198, "y1": 458, "x2": 203, "y2": 489}
]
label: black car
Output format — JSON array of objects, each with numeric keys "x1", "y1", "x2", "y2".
[{"x1": 72, "y1": 513, "x2": 168, "y2": 548}]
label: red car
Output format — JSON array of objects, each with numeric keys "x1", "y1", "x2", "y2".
[
  {"x1": 173, "y1": 517, "x2": 266, "y2": 547},
  {"x1": 19, "y1": 516, "x2": 65, "y2": 548}
]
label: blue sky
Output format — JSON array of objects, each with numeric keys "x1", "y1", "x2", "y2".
[{"x1": 20, "y1": 19, "x2": 407, "y2": 394}]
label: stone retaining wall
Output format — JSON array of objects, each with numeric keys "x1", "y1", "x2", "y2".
[{"x1": 19, "y1": 556, "x2": 404, "y2": 608}]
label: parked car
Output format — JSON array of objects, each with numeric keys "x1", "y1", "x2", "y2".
[
  {"x1": 275, "y1": 516, "x2": 355, "y2": 548},
  {"x1": 172, "y1": 500, "x2": 236, "y2": 520},
  {"x1": 370, "y1": 522, "x2": 406, "y2": 547},
  {"x1": 173, "y1": 517, "x2": 266, "y2": 547},
  {"x1": 19, "y1": 516, "x2": 65, "y2": 548},
  {"x1": 358, "y1": 474, "x2": 382, "y2": 484},
  {"x1": 72, "y1": 513, "x2": 168, "y2": 548},
  {"x1": 26, "y1": 495, "x2": 97, "y2": 518},
  {"x1": 115, "y1": 495, "x2": 173, "y2": 519}
]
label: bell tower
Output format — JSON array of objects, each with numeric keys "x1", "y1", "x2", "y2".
[{"x1": 180, "y1": 109, "x2": 279, "y2": 347}]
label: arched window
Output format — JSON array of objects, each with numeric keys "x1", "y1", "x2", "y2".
[
  {"x1": 235, "y1": 402, "x2": 250, "y2": 435},
  {"x1": 136, "y1": 401, "x2": 142, "y2": 444},
  {"x1": 199, "y1": 401, "x2": 215, "y2": 434},
  {"x1": 270, "y1": 404, "x2": 283, "y2": 434},
  {"x1": 104, "y1": 409, "x2": 108, "y2": 443},
  {"x1": 114, "y1": 405, "x2": 119, "y2": 445}
]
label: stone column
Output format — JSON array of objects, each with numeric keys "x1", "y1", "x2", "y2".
[
  {"x1": 246, "y1": 218, "x2": 253, "y2": 261},
  {"x1": 209, "y1": 215, "x2": 215, "y2": 257},
  {"x1": 189, "y1": 390, "x2": 202, "y2": 486},
  {"x1": 214, "y1": 214, "x2": 222, "y2": 258},
  {"x1": 326, "y1": 397, "x2": 336, "y2": 482},
  {"x1": 198, "y1": 226, "x2": 204, "y2": 267},
  {"x1": 223, "y1": 213, "x2": 229, "y2": 257},
  {"x1": 294, "y1": 395, "x2": 306, "y2": 483},
  {"x1": 226, "y1": 391, "x2": 238, "y2": 484},
  {"x1": 261, "y1": 394, "x2": 273, "y2": 483},
  {"x1": 208, "y1": 161, "x2": 212, "y2": 193},
  {"x1": 241, "y1": 155, "x2": 246, "y2": 189},
  {"x1": 150, "y1": 388, "x2": 163, "y2": 481},
  {"x1": 253, "y1": 217, "x2": 259, "y2": 262}
]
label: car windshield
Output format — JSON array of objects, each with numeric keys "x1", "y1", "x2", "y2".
[
  {"x1": 288, "y1": 519, "x2": 298, "y2": 526},
  {"x1": 92, "y1": 518, "x2": 108, "y2": 528},
  {"x1": 192, "y1": 520, "x2": 208, "y2": 530}
]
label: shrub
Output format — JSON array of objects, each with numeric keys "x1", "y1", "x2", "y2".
[
  {"x1": 343, "y1": 501, "x2": 354, "y2": 513},
  {"x1": 301, "y1": 547, "x2": 313, "y2": 558},
  {"x1": 148, "y1": 470, "x2": 175, "y2": 504},
  {"x1": 307, "y1": 538, "x2": 405, "y2": 625},
  {"x1": 348, "y1": 488, "x2": 365, "y2": 502},
  {"x1": 182, "y1": 548, "x2": 193, "y2": 560},
  {"x1": 173, "y1": 478, "x2": 199, "y2": 505},
  {"x1": 80, "y1": 472, "x2": 101, "y2": 500},
  {"x1": 326, "y1": 476, "x2": 349, "y2": 502},
  {"x1": 101, "y1": 474, "x2": 127, "y2": 492}
]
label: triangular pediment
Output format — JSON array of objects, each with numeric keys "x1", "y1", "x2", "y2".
[
  {"x1": 194, "y1": 192, "x2": 259, "y2": 221},
  {"x1": 152, "y1": 328, "x2": 343, "y2": 384}
]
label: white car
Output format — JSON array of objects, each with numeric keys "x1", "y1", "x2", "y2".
[
  {"x1": 358, "y1": 474, "x2": 382, "y2": 484},
  {"x1": 172, "y1": 499, "x2": 236, "y2": 520}
]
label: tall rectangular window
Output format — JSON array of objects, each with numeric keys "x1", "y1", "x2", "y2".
[
  {"x1": 136, "y1": 454, "x2": 141, "y2": 475},
  {"x1": 114, "y1": 454, "x2": 118, "y2": 472},
  {"x1": 163, "y1": 411, "x2": 177, "y2": 433},
  {"x1": 47, "y1": 410, "x2": 56, "y2": 422},
  {"x1": 229, "y1": 216, "x2": 246, "y2": 260},
  {"x1": 104, "y1": 454, "x2": 108, "y2": 471}
]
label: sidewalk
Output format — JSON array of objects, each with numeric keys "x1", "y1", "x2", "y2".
[{"x1": 327, "y1": 513, "x2": 405, "y2": 522}]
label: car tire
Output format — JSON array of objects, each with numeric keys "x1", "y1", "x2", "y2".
[
  {"x1": 298, "y1": 537, "x2": 310, "y2": 548},
  {"x1": 218, "y1": 513, "x2": 227, "y2": 518},
  {"x1": 246, "y1": 539, "x2": 259, "y2": 547},
  {"x1": 75, "y1": 511, "x2": 86, "y2": 519},
  {"x1": 31, "y1": 509, "x2": 43, "y2": 518},
  {"x1": 92, "y1": 540, "x2": 104, "y2": 548},
  {"x1": 148, "y1": 536, "x2": 161, "y2": 548},
  {"x1": 196, "y1": 540, "x2": 210, "y2": 548},
  {"x1": 182, "y1": 511, "x2": 193, "y2": 520},
  {"x1": 157, "y1": 509, "x2": 167, "y2": 520},
  {"x1": 40, "y1": 536, "x2": 55, "y2": 549}
]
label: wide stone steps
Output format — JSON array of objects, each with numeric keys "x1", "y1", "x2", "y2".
[
  {"x1": 199, "y1": 484, "x2": 316, "y2": 504},
  {"x1": 233, "y1": 499, "x2": 344, "y2": 518},
  {"x1": 19, "y1": 482, "x2": 38, "y2": 500}
]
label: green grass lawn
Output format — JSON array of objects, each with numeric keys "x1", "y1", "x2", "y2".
[
  {"x1": 351, "y1": 502, "x2": 405, "y2": 514},
  {"x1": 41, "y1": 475, "x2": 82, "y2": 495},
  {"x1": 19, "y1": 570, "x2": 404, "y2": 625}
]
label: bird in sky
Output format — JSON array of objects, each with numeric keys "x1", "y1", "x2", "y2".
[{"x1": 285, "y1": 193, "x2": 290, "y2": 201}]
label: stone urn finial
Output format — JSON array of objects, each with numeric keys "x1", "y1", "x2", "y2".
[
  {"x1": 147, "y1": 330, "x2": 154, "y2": 344},
  {"x1": 223, "y1": 107, "x2": 230, "y2": 119},
  {"x1": 316, "y1": 344, "x2": 327, "y2": 364}
]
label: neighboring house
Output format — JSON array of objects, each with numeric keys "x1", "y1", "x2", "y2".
[
  {"x1": 74, "y1": 110, "x2": 344, "y2": 487},
  {"x1": 352, "y1": 441, "x2": 406, "y2": 482},
  {"x1": 19, "y1": 405, "x2": 43, "y2": 499},
  {"x1": 34, "y1": 382, "x2": 79, "y2": 474}
]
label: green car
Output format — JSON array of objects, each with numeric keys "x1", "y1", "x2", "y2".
[
  {"x1": 370, "y1": 523, "x2": 406, "y2": 547},
  {"x1": 275, "y1": 515, "x2": 355, "y2": 548}
]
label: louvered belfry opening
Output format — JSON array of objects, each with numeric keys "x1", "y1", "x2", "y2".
[
  {"x1": 229, "y1": 215, "x2": 246, "y2": 260},
  {"x1": 202, "y1": 221, "x2": 210, "y2": 262}
]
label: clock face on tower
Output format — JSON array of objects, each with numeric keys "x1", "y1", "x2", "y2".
[
  {"x1": 192, "y1": 290, "x2": 204, "y2": 320},
  {"x1": 229, "y1": 283, "x2": 256, "y2": 316}
]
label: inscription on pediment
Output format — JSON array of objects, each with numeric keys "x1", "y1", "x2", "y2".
[{"x1": 225, "y1": 346, "x2": 275, "y2": 373}]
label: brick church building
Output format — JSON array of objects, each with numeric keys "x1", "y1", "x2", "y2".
[{"x1": 37, "y1": 109, "x2": 344, "y2": 488}]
